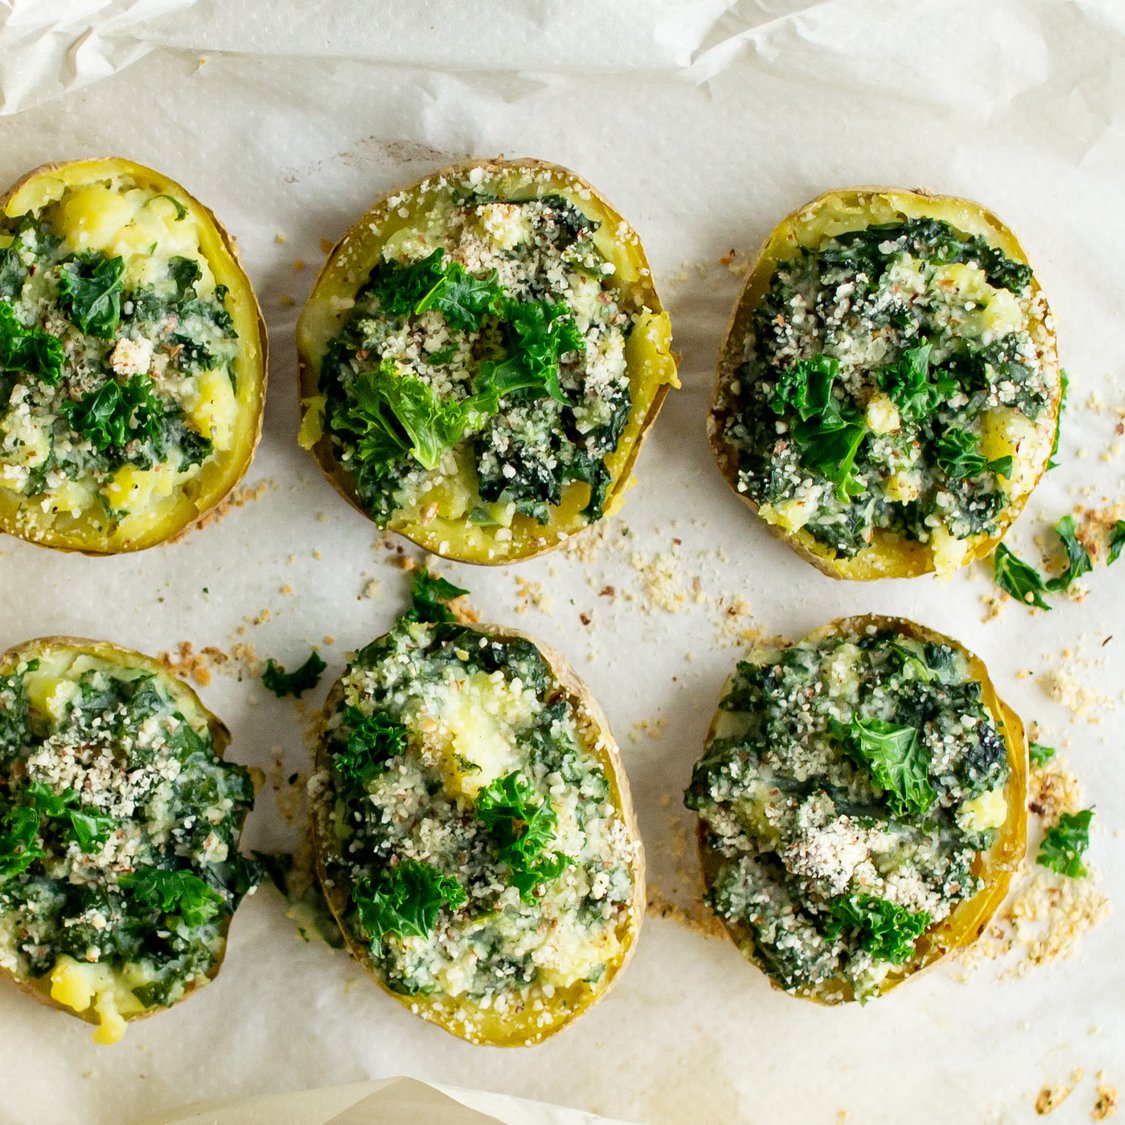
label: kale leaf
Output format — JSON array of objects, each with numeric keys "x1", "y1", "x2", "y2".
[
  {"x1": 1029, "y1": 741, "x2": 1056, "y2": 768},
  {"x1": 474, "y1": 771, "x2": 571, "y2": 902},
  {"x1": 993, "y1": 544, "x2": 1051, "y2": 610},
  {"x1": 1037, "y1": 809, "x2": 1094, "y2": 878},
  {"x1": 61, "y1": 374, "x2": 165, "y2": 453},
  {"x1": 1109, "y1": 520, "x2": 1125, "y2": 566},
  {"x1": 24, "y1": 782, "x2": 114, "y2": 852},
  {"x1": 402, "y1": 567, "x2": 469, "y2": 624},
  {"x1": 934, "y1": 427, "x2": 1012, "y2": 480},
  {"x1": 770, "y1": 354, "x2": 867, "y2": 497},
  {"x1": 352, "y1": 859, "x2": 467, "y2": 944},
  {"x1": 119, "y1": 865, "x2": 226, "y2": 926},
  {"x1": 0, "y1": 806, "x2": 44, "y2": 878},
  {"x1": 261, "y1": 651, "x2": 327, "y2": 698},
  {"x1": 875, "y1": 343, "x2": 956, "y2": 421},
  {"x1": 831, "y1": 716, "x2": 936, "y2": 816},
  {"x1": 1047, "y1": 369, "x2": 1068, "y2": 471},
  {"x1": 824, "y1": 893, "x2": 931, "y2": 965},
  {"x1": 0, "y1": 302, "x2": 64, "y2": 384},
  {"x1": 1044, "y1": 515, "x2": 1092, "y2": 592},
  {"x1": 57, "y1": 254, "x2": 125, "y2": 337},
  {"x1": 334, "y1": 707, "x2": 407, "y2": 785}
]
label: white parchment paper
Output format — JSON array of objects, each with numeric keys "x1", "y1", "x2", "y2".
[{"x1": 0, "y1": 2, "x2": 1122, "y2": 1123}]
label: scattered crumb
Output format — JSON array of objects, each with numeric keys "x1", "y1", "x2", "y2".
[
  {"x1": 246, "y1": 608, "x2": 271, "y2": 626},
  {"x1": 361, "y1": 579, "x2": 382, "y2": 600},
  {"x1": 278, "y1": 294, "x2": 296, "y2": 308},
  {"x1": 322, "y1": 635, "x2": 336, "y2": 646},
  {"x1": 320, "y1": 238, "x2": 334, "y2": 255},
  {"x1": 280, "y1": 584, "x2": 294, "y2": 596},
  {"x1": 1093, "y1": 1078, "x2": 1119, "y2": 1120},
  {"x1": 1037, "y1": 1069, "x2": 1084, "y2": 1115},
  {"x1": 157, "y1": 642, "x2": 230, "y2": 687},
  {"x1": 293, "y1": 258, "x2": 305, "y2": 271},
  {"x1": 514, "y1": 576, "x2": 551, "y2": 616},
  {"x1": 274, "y1": 233, "x2": 288, "y2": 245},
  {"x1": 628, "y1": 717, "x2": 667, "y2": 744},
  {"x1": 230, "y1": 643, "x2": 262, "y2": 678},
  {"x1": 175, "y1": 478, "x2": 274, "y2": 538}
]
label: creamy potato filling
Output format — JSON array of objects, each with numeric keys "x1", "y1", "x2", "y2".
[
  {"x1": 0, "y1": 648, "x2": 257, "y2": 1043},
  {"x1": 313, "y1": 621, "x2": 637, "y2": 1030},
  {"x1": 0, "y1": 176, "x2": 240, "y2": 539},
  {"x1": 722, "y1": 218, "x2": 1058, "y2": 567},
  {"x1": 315, "y1": 193, "x2": 635, "y2": 529},
  {"x1": 686, "y1": 622, "x2": 1011, "y2": 1000}
]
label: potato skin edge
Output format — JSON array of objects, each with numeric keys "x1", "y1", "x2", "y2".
[
  {"x1": 0, "y1": 635, "x2": 249, "y2": 1031},
  {"x1": 309, "y1": 622, "x2": 646, "y2": 1045},
  {"x1": 707, "y1": 186, "x2": 1062, "y2": 580},
  {"x1": 296, "y1": 156, "x2": 678, "y2": 565},
  {"x1": 694, "y1": 613, "x2": 1028, "y2": 1004},
  {"x1": 0, "y1": 158, "x2": 268, "y2": 556}
]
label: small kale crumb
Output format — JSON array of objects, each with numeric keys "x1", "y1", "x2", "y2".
[
  {"x1": 1029, "y1": 741, "x2": 1056, "y2": 768},
  {"x1": 1037, "y1": 808, "x2": 1094, "y2": 878},
  {"x1": 262, "y1": 651, "x2": 327, "y2": 698}
]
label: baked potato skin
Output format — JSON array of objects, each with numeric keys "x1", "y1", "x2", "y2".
[
  {"x1": 0, "y1": 158, "x2": 267, "y2": 555},
  {"x1": 696, "y1": 615, "x2": 1028, "y2": 1004},
  {"x1": 310, "y1": 624, "x2": 646, "y2": 1046},
  {"x1": 297, "y1": 157, "x2": 679, "y2": 564},
  {"x1": 709, "y1": 187, "x2": 1062, "y2": 580},
  {"x1": 0, "y1": 636, "x2": 250, "y2": 1033}
]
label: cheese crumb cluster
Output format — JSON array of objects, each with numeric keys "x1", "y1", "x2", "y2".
[
  {"x1": 0, "y1": 176, "x2": 241, "y2": 543},
  {"x1": 312, "y1": 620, "x2": 639, "y2": 1041},
  {"x1": 0, "y1": 644, "x2": 257, "y2": 1043},
  {"x1": 686, "y1": 620, "x2": 1012, "y2": 1000},
  {"x1": 720, "y1": 215, "x2": 1059, "y2": 572},
  {"x1": 316, "y1": 191, "x2": 634, "y2": 529}
]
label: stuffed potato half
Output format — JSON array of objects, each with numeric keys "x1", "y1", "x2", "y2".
[
  {"x1": 709, "y1": 188, "x2": 1061, "y2": 579},
  {"x1": 297, "y1": 158, "x2": 678, "y2": 563},
  {"x1": 0, "y1": 158, "x2": 266, "y2": 553},
  {"x1": 310, "y1": 617, "x2": 645, "y2": 1045},
  {"x1": 0, "y1": 637, "x2": 259, "y2": 1042},
  {"x1": 685, "y1": 615, "x2": 1027, "y2": 1003}
]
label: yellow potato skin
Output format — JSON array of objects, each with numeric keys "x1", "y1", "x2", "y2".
[
  {"x1": 0, "y1": 636, "x2": 250, "y2": 1035},
  {"x1": 297, "y1": 158, "x2": 679, "y2": 564},
  {"x1": 0, "y1": 158, "x2": 267, "y2": 555},
  {"x1": 708, "y1": 187, "x2": 1062, "y2": 580},
  {"x1": 310, "y1": 624, "x2": 646, "y2": 1046},
  {"x1": 696, "y1": 615, "x2": 1028, "y2": 1004}
]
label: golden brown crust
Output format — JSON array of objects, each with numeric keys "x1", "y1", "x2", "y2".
[
  {"x1": 696, "y1": 614, "x2": 1028, "y2": 1003},
  {"x1": 310, "y1": 622, "x2": 645, "y2": 1045},
  {"x1": 297, "y1": 157, "x2": 678, "y2": 564},
  {"x1": 708, "y1": 186, "x2": 1062, "y2": 580},
  {"x1": 0, "y1": 158, "x2": 267, "y2": 555},
  {"x1": 0, "y1": 635, "x2": 245, "y2": 1029}
]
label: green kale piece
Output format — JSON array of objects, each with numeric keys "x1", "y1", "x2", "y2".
[
  {"x1": 1037, "y1": 809, "x2": 1094, "y2": 878},
  {"x1": 1029, "y1": 741, "x2": 1056, "y2": 768},
  {"x1": 475, "y1": 771, "x2": 571, "y2": 902},
  {"x1": 261, "y1": 651, "x2": 327, "y2": 698},
  {"x1": 934, "y1": 427, "x2": 1012, "y2": 480},
  {"x1": 993, "y1": 544, "x2": 1051, "y2": 610},
  {"x1": 875, "y1": 342, "x2": 956, "y2": 421},
  {"x1": 57, "y1": 254, "x2": 125, "y2": 337},
  {"x1": 402, "y1": 567, "x2": 469, "y2": 625},
  {"x1": 120, "y1": 865, "x2": 226, "y2": 927},
  {"x1": 25, "y1": 782, "x2": 114, "y2": 853},
  {"x1": 352, "y1": 859, "x2": 467, "y2": 944},
  {"x1": 334, "y1": 707, "x2": 407, "y2": 785},
  {"x1": 770, "y1": 354, "x2": 867, "y2": 498},
  {"x1": 831, "y1": 716, "x2": 936, "y2": 817},
  {"x1": 1109, "y1": 520, "x2": 1125, "y2": 566},
  {"x1": 414, "y1": 258, "x2": 504, "y2": 331},
  {"x1": 0, "y1": 302, "x2": 64, "y2": 384},
  {"x1": 0, "y1": 806, "x2": 44, "y2": 878},
  {"x1": 1047, "y1": 369, "x2": 1068, "y2": 471},
  {"x1": 824, "y1": 894, "x2": 931, "y2": 965},
  {"x1": 61, "y1": 373, "x2": 165, "y2": 453},
  {"x1": 1044, "y1": 515, "x2": 1092, "y2": 592}
]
